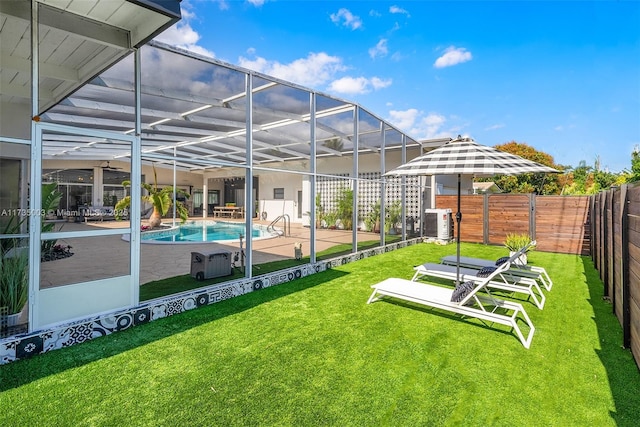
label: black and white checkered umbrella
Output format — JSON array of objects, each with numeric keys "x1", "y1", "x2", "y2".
[
  {"x1": 386, "y1": 136, "x2": 559, "y2": 177},
  {"x1": 385, "y1": 136, "x2": 559, "y2": 283}
]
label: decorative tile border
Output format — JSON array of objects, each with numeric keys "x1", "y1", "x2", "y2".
[{"x1": 0, "y1": 238, "x2": 422, "y2": 365}]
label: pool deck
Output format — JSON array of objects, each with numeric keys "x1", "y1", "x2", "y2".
[{"x1": 39, "y1": 218, "x2": 385, "y2": 288}]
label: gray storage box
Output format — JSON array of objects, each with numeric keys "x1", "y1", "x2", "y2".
[{"x1": 191, "y1": 249, "x2": 232, "y2": 280}]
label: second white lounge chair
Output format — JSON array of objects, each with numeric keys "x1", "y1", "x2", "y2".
[
  {"x1": 440, "y1": 253, "x2": 553, "y2": 291},
  {"x1": 411, "y1": 261, "x2": 546, "y2": 309}
]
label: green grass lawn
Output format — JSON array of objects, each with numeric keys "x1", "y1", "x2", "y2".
[{"x1": 1, "y1": 242, "x2": 639, "y2": 426}]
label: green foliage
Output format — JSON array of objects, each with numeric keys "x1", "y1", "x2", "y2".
[
  {"x1": 385, "y1": 200, "x2": 402, "y2": 233},
  {"x1": 115, "y1": 165, "x2": 190, "y2": 224},
  {"x1": 561, "y1": 158, "x2": 621, "y2": 194},
  {"x1": 592, "y1": 169, "x2": 619, "y2": 192},
  {"x1": 41, "y1": 183, "x2": 63, "y2": 255},
  {"x1": 503, "y1": 233, "x2": 535, "y2": 252},
  {"x1": 312, "y1": 193, "x2": 324, "y2": 225},
  {"x1": 318, "y1": 187, "x2": 353, "y2": 229},
  {"x1": 482, "y1": 141, "x2": 632, "y2": 195},
  {"x1": 335, "y1": 187, "x2": 353, "y2": 230},
  {"x1": 362, "y1": 200, "x2": 402, "y2": 233},
  {"x1": 0, "y1": 248, "x2": 28, "y2": 314},
  {"x1": 490, "y1": 141, "x2": 562, "y2": 195},
  {"x1": 1, "y1": 215, "x2": 24, "y2": 254},
  {"x1": 624, "y1": 145, "x2": 640, "y2": 183},
  {"x1": 364, "y1": 201, "x2": 381, "y2": 232},
  {"x1": 322, "y1": 210, "x2": 338, "y2": 228},
  {"x1": 0, "y1": 216, "x2": 28, "y2": 314}
]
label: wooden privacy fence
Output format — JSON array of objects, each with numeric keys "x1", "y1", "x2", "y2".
[
  {"x1": 435, "y1": 194, "x2": 591, "y2": 255},
  {"x1": 436, "y1": 192, "x2": 639, "y2": 368},
  {"x1": 590, "y1": 184, "x2": 640, "y2": 370}
]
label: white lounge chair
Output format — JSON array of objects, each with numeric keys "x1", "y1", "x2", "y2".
[
  {"x1": 367, "y1": 265, "x2": 536, "y2": 348},
  {"x1": 440, "y1": 247, "x2": 552, "y2": 291},
  {"x1": 411, "y1": 261, "x2": 546, "y2": 309}
]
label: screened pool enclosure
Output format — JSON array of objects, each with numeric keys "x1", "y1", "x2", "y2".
[{"x1": 1, "y1": 8, "x2": 443, "y2": 351}]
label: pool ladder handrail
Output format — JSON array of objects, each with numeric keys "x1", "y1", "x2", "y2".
[{"x1": 267, "y1": 214, "x2": 290, "y2": 237}]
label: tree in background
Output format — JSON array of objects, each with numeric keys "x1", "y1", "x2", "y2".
[
  {"x1": 623, "y1": 145, "x2": 640, "y2": 183},
  {"x1": 478, "y1": 140, "x2": 631, "y2": 195},
  {"x1": 115, "y1": 165, "x2": 189, "y2": 228},
  {"x1": 561, "y1": 160, "x2": 592, "y2": 194},
  {"x1": 487, "y1": 141, "x2": 563, "y2": 195},
  {"x1": 562, "y1": 156, "x2": 620, "y2": 194}
]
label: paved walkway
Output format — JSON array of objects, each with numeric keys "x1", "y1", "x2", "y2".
[{"x1": 39, "y1": 218, "x2": 384, "y2": 288}]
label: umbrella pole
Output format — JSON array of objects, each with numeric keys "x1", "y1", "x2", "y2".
[{"x1": 456, "y1": 173, "x2": 462, "y2": 284}]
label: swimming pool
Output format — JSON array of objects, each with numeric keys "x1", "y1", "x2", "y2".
[{"x1": 138, "y1": 221, "x2": 275, "y2": 244}]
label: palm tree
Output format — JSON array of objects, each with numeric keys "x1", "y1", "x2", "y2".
[{"x1": 115, "y1": 165, "x2": 189, "y2": 228}]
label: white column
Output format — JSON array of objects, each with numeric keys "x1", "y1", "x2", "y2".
[
  {"x1": 202, "y1": 176, "x2": 208, "y2": 219},
  {"x1": 93, "y1": 167, "x2": 103, "y2": 206}
]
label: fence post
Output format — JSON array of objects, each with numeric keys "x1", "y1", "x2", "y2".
[
  {"x1": 529, "y1": 193, "x2": 536, "y2": 240},
  {"x1": 620, "y1": 184, "x2": 631, "y2": 348},
  {"x1": 483, "y1": 193, "x2": 489, "y2": 244},
  {"x1": 612, "y1": 188, "x2": 618, "y2": 313},
  {"x1": 591, "y1": 196, "x2": 598, "y2": 269},
  {"x1": 602, "y1": 190, "x2": 610, "y2": 299}
]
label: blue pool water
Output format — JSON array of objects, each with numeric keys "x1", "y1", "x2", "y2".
[{"x1": 141, "y1": 221, "x2": 273, "y2": 244}]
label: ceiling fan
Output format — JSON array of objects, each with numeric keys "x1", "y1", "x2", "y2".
[{"x1": 100, "y1": 161, "x2": 123, "y2": 171}]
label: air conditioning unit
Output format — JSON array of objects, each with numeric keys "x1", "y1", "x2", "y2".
[
  {"x1": 424, "y1": 208, "x2": 453, "y2": 241},
  {"x1": 191, "y1": 249, "x2": 232, "y2": 280}
]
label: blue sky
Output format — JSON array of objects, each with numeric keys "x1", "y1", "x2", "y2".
[{"x1": 155, "y1": 0, "x2": 640, "y2": 173}]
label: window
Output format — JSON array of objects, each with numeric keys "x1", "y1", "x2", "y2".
[{"x1": 273, "y1": 188, "x2": 284, "y2": 199}]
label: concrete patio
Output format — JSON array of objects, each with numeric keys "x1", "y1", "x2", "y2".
[{"x1": 39, "y1": 218, "x2": 386, "y2": 288}]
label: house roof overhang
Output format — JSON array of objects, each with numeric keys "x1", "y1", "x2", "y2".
[{"x1": 0, "y1": 0, "x2": 181, "y2": 113}]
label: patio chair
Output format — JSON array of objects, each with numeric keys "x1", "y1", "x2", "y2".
[
  {"x1": 367, "y1": 261, "x2": 536, "y2": 348},
  {"x1": 411, "y1": 260, "x2": 546, "y2": 309},
  {"x1": 440, "y1": 242, "x2": 552, "y2": 291}
]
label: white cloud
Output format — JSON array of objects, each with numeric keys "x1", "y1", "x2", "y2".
[
  {"x1": 155, "y1": 22, "x2": 216, "y2": 58},
  {"x1": 434, "y1": 46, "x2": 472, "y2": 68},
  {"x1": 238, "y1": 52, "x2": 347, "y2": 87},
  {"x1": 389, "y1": 5, "x2": 410, "y2": 16},
  {"x1": 390, "y1": 52, "x2": 404, "y2": 62},
  {"x1": 327, "y1": 76, "x2": 392, "y2": 94},
  {"x1": 330, "y1": 8, "x2": 363, "y2": 30},
  {"x1": 421, "y1": 113, "x2": 448, "y2": 136},
  {"x1": 247, "y1": 0, "x2": 265, "y2": 6},
  {"x1": 554, "y1": 125, "x2": 564, "y2": 131},
  {"x1": 237, "y1": 50, "x2": 390, "y2": 94},
  {"x1": 485, "y1": 123, "x2": 505, "y2": 131},
  {"x1": 370, "y1": 77, "x2": 392, "y2": 90},
  {"x1": 369, "y1": 39, "x2": 389, "y2": 59},
  {"x1": 387, "y1": 110, "x2": 460, "y2": 139},
  {"x1": 329, "y1": 77, "x2": 370, "y2": 94},
  {"x1": 388, "y1": 109, "x2": 420, "y2": 131},
  {"x1": 154, "y1": 3, "x2": 216, "y2": 58}
]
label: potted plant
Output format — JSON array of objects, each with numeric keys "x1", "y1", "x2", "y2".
[
  {"x1": 41, "y1": 182, "x2": 63, "y2": 258},
  {"x1": 115, "y1": 165, "x2": 189, "y2": 229},
  {"x1": 1, "y1": 218, "x2": 28, "y2": 326},
  {"x1": 314, "y1": 194, "x2": 324, "y2": 228},
  {"x1": 504, "y1": 233, "x2": 535, "y2": 265},
  {"x1": 385, "y1": 200, "x2": 402, "y2": 234},
  {"x1": 336, "y1": 187, "x2": 353, "y2": 230},
  {"x1": 324, "y1": 211, "x2": 337, "y2": 229},
  {"x1": 364, "y1": 201, "x2": 381, "y2": 233}
]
